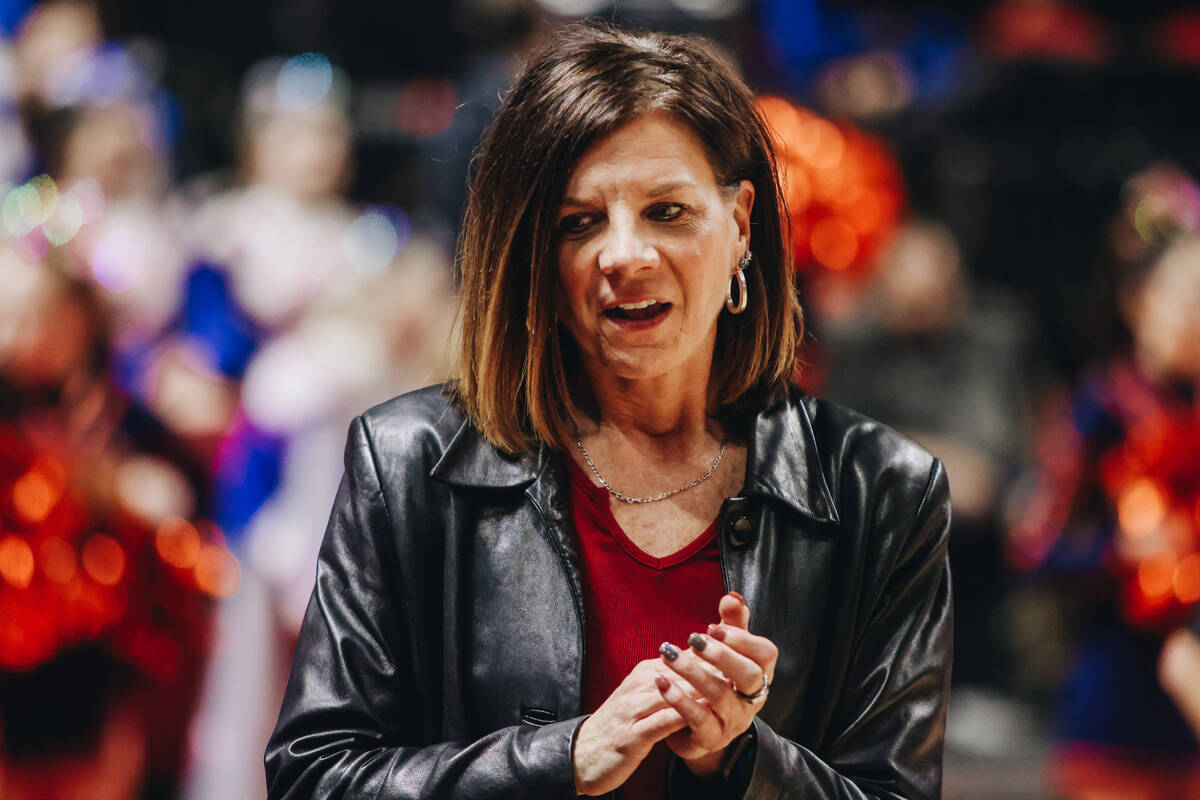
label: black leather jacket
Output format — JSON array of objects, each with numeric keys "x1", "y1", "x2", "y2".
[{"x1": 265, "y1": 384, "x2": 952, "y2": 799}]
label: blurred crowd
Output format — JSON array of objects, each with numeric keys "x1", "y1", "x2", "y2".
[{"x1": 0, "y1": 1, "x2": 1197, "y2": 798}]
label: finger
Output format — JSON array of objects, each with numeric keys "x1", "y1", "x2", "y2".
[
  {"x1": 631, "y1": 705, "x2": 687, "y2": 742},
  {"x1": 626, "y1": 686, "x2": 675, "y2": 718},
  {"x1": 719, "y1": 592, "x2": 749, "y2": 629},
  {"x1": 707, "y1": 623, "x2": 779, "y2": 673},
  {"x1": 687, "y1": 632, "x2": 764, "y2": 696},
  {"x1": 655, "y1": 675, "x2": 720, "y2": 740},
  {"x1": 661, "y1": 645, "x2": 732, "y2": 706}
]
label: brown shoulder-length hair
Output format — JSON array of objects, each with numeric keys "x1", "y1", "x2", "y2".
[{"x1": 451, "y1": 23, "x2": 802, "y2": 454}]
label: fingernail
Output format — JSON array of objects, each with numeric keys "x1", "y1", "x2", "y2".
[
  {"x1": 729, "y1": 591, "x2": 746, "y2": 605},
  {"x1": 659, "y1": 642, "x2": 680, "y2": 662},
  {"x1": 687, "y1": 632, "x2": 707, "y2": 652},
  {"x1": 708, "y1": 624, "x2": 726, "y2": 641},
  {"x1": 655, "y1": 676, "x2": 671, "y2": 692}
]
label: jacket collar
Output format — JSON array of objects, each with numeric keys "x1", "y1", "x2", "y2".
[
  {"x1": 742, "y1": 393, "x2": 839, "y2": 524},
  {"x1": 430, "y1": 390, "x2": 840, "y2": 525}
]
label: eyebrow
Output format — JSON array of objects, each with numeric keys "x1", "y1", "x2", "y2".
[{"x1": 559, "y1": 180, "x2": 698, "y2": 210}]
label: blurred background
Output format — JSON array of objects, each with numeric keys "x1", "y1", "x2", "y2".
[{"x1": 0, "y1": 0, "x2": 1198, "y2": 798}]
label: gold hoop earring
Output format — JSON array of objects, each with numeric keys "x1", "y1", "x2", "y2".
[{"x1": 726, "y1": 251, "x2": 750, "y2": 314}]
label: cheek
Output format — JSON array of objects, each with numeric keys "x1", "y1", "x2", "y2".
[{"x1": 555, "y1": 252, "x2": 592, "y2": 326}]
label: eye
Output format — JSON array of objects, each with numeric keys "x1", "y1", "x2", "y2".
[
  {"x1": 557, "y1": 213, "x2": 597, "y2": 237},
  {"x1": 647, "y1": 202, "x2": 685, "y2": 222}
]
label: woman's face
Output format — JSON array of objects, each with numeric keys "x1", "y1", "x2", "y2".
[
  {"x1": 555, "y1": 112, "x2": 753, "y2": 387},
  {"x1": 1129, "y1": 237, "x2": 1200, "y2": 382}
]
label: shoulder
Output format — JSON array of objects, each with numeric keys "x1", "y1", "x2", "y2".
[
  {"x1": 796, "y1": 392, "x2": 949, "y2": 537},
  {"x1": 802, "y1": 392, "x2": 939, "y2": 489},
  {"x1": 352, "y1": 383, "x2": 468, "y2": 470},
  {"x1": 795, "y1": 393, "x2": 951, "y2": 595}
]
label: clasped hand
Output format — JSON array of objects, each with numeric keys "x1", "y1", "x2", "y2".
[{"x1": 573, "y1": 593, "x2": 779, "y2": 795}]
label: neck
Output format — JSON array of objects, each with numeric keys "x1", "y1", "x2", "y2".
[{"x1": 577, "y1": 357, "x2": 720, "y2": 448}]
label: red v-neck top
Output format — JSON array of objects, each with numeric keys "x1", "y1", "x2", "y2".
[{"x1": 566, "y1": 456, "x2": 726, "y2": 798}]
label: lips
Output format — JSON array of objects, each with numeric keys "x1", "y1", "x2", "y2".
[{"x1": 603, "y1": 300, "x2": 670, "y2": 322}]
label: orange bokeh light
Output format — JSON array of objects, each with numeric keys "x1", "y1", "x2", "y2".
[
  {"x1": 194, "y1": 544, "x2": 240, "y2": 598},
  {"x1": 12, "y1": 457, "x2": 66, "y2": 524},
  {"x1": 758, "y1": 95, "x2": 904, "y2": 280},
  {"x1": 1117, "y1": 478, "x2": 1168, "y2": 539},
  {"x1": 1174, "y1": 553, "x2": 1200, "y2": 604},
  {"x1": 82, "y1": 533, "x2": 125, "y2": 586},
  {"x1": 39, "y1": 536, "x2": 76, "y2": 584},
  {"x1": 156, "y1": 517, "x2": 201, "y2": 569},
  {"x1": 811, "y1": 218, "x2": 859, "y2": 271},
  {"x1": 846, "y1": 191, "x2": 883, "y2": 234},
  {"x1": 0, "y1": 535, "x2": 35, "y2": 588},
  {"x1": 1138, "y1": 555, "x2": 1176, "y2": 600}
]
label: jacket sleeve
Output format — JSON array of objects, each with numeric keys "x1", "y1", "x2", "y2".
[
  {"x1": 710, "y1": 459, "x2": 953, "y2": 800},
  {"x1": 264, "y1": 416, "x2": 581, "y2": 799}
]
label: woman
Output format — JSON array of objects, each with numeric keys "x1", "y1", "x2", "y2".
[
  {"x1": 266, "y1": 24, "x2": 951, "y2": 799},
  {"x1": 1010, "y1": 232, "x2": 1200, "y2": 797}
]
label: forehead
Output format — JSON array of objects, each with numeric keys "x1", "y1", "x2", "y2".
[{"x1": 563, "y1": 112, "x2": 718, "y2": 199}]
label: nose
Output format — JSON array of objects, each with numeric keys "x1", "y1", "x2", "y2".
[{"x1": 596, "y1": 210, "x2": 657, "y2": 275}]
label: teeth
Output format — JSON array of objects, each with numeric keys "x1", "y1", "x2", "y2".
[{"x1": 617, "y1": 300, "x2": 657, "y2": 310}]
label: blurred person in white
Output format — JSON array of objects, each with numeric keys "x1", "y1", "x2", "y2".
[
  {"x1": 178, "y1": 55, "x2": 455, "y2": 800},
  {"x1": 8, "y1": 0, "x2": 191, "y2": 400}
]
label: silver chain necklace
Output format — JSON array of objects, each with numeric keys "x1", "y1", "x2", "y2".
[{"x1": 574, "y1": 436, "x2": 728, "y2": 504}]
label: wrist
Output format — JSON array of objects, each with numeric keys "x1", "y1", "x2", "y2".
[{"x1": 682, "y1": 749, "x2": 725, "y2": 778}]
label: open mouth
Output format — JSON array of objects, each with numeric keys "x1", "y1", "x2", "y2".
[{"x1": 603, "y1": 300, "x2": 670, "y2": 322}]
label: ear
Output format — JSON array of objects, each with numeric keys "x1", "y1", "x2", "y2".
[{"x1": 731, "y1": 179, "x2": 755, "y2": 266}]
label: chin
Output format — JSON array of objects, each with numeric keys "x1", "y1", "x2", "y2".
[{"x1": 594, "y1": 348, "x2": 700, "y2": 383}]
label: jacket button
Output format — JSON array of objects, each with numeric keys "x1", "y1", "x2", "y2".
[{"x1": 727, "y1": 515, "x2": 753, "y2": 548}]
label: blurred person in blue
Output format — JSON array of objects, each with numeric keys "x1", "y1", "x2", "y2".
[
  {"x1": 267, "y1": 24, "x2": 952, "y2": 799},
  {"x1": 178, "y1": 53, "x2": 456, "y2": 800},
  {"x1": 1009, "y1": 168, "x2": 1200, "y2": 798}
]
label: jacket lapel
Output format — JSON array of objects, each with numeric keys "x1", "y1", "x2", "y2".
[{"x1": 743, "y1": 393, "x2": 840, "y2": 525}]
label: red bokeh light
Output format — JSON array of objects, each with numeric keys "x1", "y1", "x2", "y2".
[{"x1": 757, "y1": 96, "x2": 904, "y2": 282}]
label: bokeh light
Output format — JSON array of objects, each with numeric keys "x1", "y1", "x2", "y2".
[
  {"x1": 3, "y1": 179, "x2": 45, "y2": 237},
  {"x1": 39, "y1": 536, "x2": 77, "y2": 584},
  {"x1": 1116, "y1": 477, "x2": 1169, "y2": 539},
  {"x1": 114, "y1": 456, "x2": 196, "y2": 524},
  {"x1": 81, "y1": 533, "x2": 126, "y2": 586},
  {"x1": 1137, "y1": 554, "x2": 1176, "y2": 600},
  {"x1": 810, "y1": 218, "x2": 859, "y2": 272},
  {"x1": 276, "y1": 53, "x2": 334, "y2": 111},
  {"x1": 0, "y1": 536, "x2": 35, "y2": 589},
  {"x1": 1174, "y1": 553, "x2": 1200, "y2": 604},
  {"x1": 156, "y1": 516, "x2": 201, "y2": 569},
  {"x1": 12, "y1": 456, "x2": 67, "y2": 524},
  {"x1": 66, "y1": 176, "x2": 107, "y2": 223},
  {"x1": 194, "y1": 543, "x2": 240, "y2": 598},
  {"x1": 343, "y1": 208, "x2": 409, "y2": 275},
  {"x1": 395, "y1": 78, "x2": 458, "y2": 140},
  {"x1": 43, "y1": 192, "x2": 84, "y2": 246},
  {"x1": 757, "y1": 96, "x2": 904, "y2": 280}
]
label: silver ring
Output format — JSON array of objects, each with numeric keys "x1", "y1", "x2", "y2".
[{"x1": 733, "y1": 670, "x2": 770, "y2": 704}]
